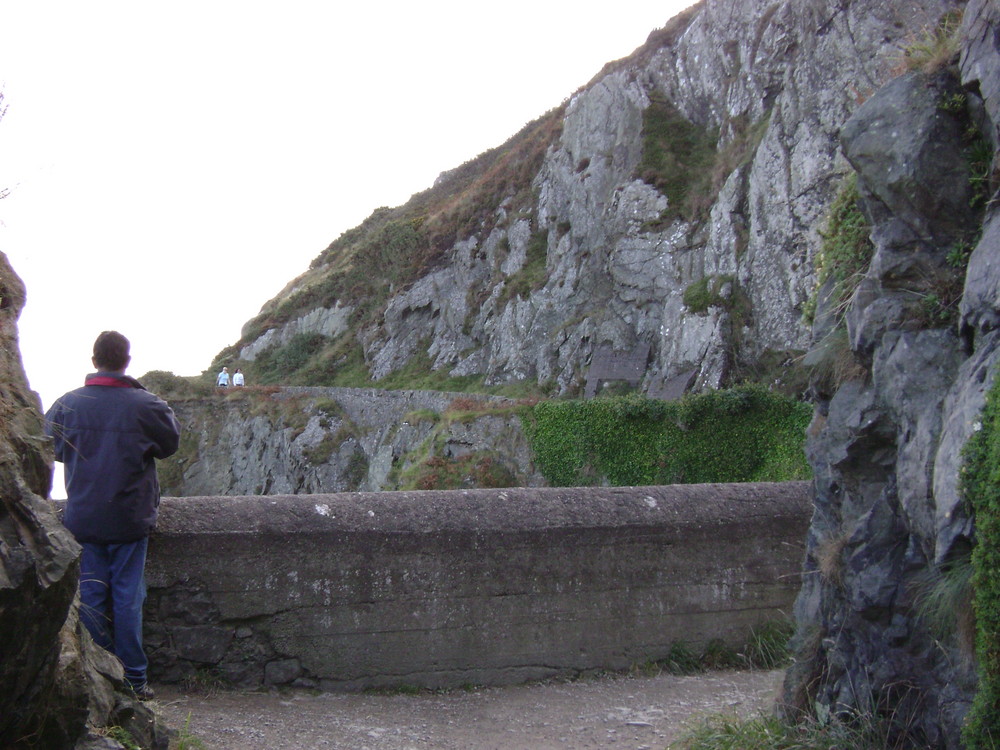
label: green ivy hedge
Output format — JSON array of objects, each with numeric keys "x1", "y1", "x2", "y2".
[
  {"x1": 524, "y1": 385, "x2": 812, "y2": 487},
  {"x1": 960, "y1": 369, "x2": 1000, "y2": 749}
]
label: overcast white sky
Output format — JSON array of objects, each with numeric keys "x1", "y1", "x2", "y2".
[{"x1": 1, "y1": 1, "x2": 696, "y2": 415}]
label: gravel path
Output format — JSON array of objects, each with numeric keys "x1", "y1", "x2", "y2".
[{"x1": 154, "y1": 668, "x2": 783, "y2": 749}]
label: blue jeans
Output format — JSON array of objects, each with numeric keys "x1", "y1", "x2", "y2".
[{"x1": 79, "y1": 538, "x2": 149, "y2": 689}]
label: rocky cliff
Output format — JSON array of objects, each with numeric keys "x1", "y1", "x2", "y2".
[
  {"x1": 778, "y1": 1, "x2": 1000, "y2": 747},
  {"x1": 157, "y1": 385, "x2": 542, "y2": 496},
  {"x1": 218, "y1": 0, "x2": 962, "y2": 400},
  {"x1": 0, "y1": 253, "x2": 169, "y2": 748}
]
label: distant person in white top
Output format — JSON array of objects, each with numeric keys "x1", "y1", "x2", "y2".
[
  {"x1": 217, "y1": 367, "x2": 230, "y2": 387},
  {"x1": 233, "y1": 369, "x2": 245, "y2": 387}
]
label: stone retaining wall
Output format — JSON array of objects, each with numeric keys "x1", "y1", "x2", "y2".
[{"x1": 144, "y1": 482, "x2": 811, "y2": 690}]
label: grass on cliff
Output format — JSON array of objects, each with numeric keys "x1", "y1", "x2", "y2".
[
  {"x1": 390, "y1": 396, "x2": 531, "y2": 490},
  {"x1": 638, "y1": 94, "x2": 717, "y2": 223},
  {"x1": 631, "y1": 618, "x2": 793, "y2": 681},
  {"x1": 638, "y1": 98, "x2": 771, "y2": 228},
  {"x1": 801, "y1": 173, "x2": 874, "y2": 328},
  {"x1": 894, "y1": 9, "x2": 964, "y2": 75},
  {"x1": 499, "y1": 229, "x2": 550, "y2": 303},
  {"x1": 218, "y1": 101, "x2": 564, "y2": 388},
  {"x1": 232, "y1": 105, "x2": 565, "y2": 353}
]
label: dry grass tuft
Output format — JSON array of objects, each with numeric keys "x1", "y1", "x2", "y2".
[
  {"x1": 815, "y1": 533, "x2": 849, "y2": 588},
  {"x1": 892, "y1": 9, "x2": 964, "y2": 76}
]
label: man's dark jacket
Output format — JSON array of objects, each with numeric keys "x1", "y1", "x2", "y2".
[{"x1": 45, "y1": 372, "x2": 181, "y2": 544}]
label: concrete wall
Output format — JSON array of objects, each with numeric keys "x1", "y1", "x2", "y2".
[{"x1": 144, "y1": 482, "x2": 811, "y2": 690}]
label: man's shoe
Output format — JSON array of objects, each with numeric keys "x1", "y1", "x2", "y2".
[{"x1": 131, "y1": 683, "x2": 155, "y2": 701}]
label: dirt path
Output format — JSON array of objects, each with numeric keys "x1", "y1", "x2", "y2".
[{"x1": 154, "y1": 668, "x2": 783, "y2": 749}]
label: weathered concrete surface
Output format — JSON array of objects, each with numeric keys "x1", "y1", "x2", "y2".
[{"x1": 144, "y1": 482, "x2": 810, "y2": 691}]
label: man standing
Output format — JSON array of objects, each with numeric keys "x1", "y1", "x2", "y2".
[{"x1": 45, "y1": 331, "x2": 181, "y2": 699}]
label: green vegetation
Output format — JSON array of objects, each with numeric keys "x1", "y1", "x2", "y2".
[
  {"x1": 523, "y1": 385, "x2": 811, "y2": 487},
  {"x1": 911, "y1": 551, "x2": 975, "y2": 655},
  {"x1": 343, "y1": 448, "x2": 369, "y2": 489},
  {"x1": 674, "y1": 709, "x2": 918, "y2": 750},
  {"x1": 633, "y1": 617, "x2": 793, "y2": 678},
  {"x1": 500, "y1": 228, "x2": 550, "y2": 303},
  {"x1": 174, "y1": 714, "x2": 208, "y2": 750},
  {"x1": 682, "y1": 275, "x2": 751, "y2": 331},
  {"x1": 958, "y1": 370, "x2": 1000, "y2": 749},
  {"x1": 966, "y1": 129, "x2": 994, "y2": 214},
  {"x1": 693, "y1": 112, "x2": 773, "y2": 225},
  {"x1": 675, "y1": 615, "x2": 925, "y2": 749},
  {"x1": 402, "y1": 451, "x2": 517, "y2": 491},
  {"x1": 375, "y1": 345, "x2": 480, "y2": 393},
  {"x1": 804, "y1": 62, "x2": 991, "y2": 338},
  {"x1": 394, "y1": 396, "x2": 529, "y2": 490},
  {"x1": 799, "y1": 174, "x2": 876, "y2": 394},
  {"x1": 638, "y1": 100, "x2": 771, "y2": 228},
  {"x1": 915, "y1": 84, "x2": 993, "y2": 327},
  {"x1": 741, "y1": 618, "x2": 797, "y2": 670},
  {"x1": 182, "y1": 667, "x2": 229, "y2": 695},
  {"x1": 253, "y1": 333, "x2": 329, "y2": 384},
  {"x1": 683, "y1": 275, "x2": 726, "y2": 313},
  {"x1": 253, "y1": 334, "x2": 547, "y2": 396},
  {"x1": 804, "y1": 173, "x2": 875, "y2": 327},
  {"x1": 141, "y1": 370, "x2": 214, "y2": 400},
  {"x1": 156, "y1": 431, "x2": 200, "y2": 490},
  {"x1": 404, "y1": 408, "x2": 440, "y2": 424},
  {"x1": 103, "y1": 726, "x2": 140, "y2": 750},
  {"x1": 302, "y1": 433, "x2": 340, "y2": 465},
  {"x1": 730, "y1": 348, "x2": 811, "y2": 400},
  {"x1": 896, "y1": 9, "x2": 963, "y2": 75},
  {"x1": 637, "y1": 95, "x2": 718, "y2": 222}
]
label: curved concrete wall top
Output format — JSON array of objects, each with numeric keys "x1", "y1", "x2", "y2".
[{"x1": 155, "y1": 482, "x2": 810, "y2": 535}]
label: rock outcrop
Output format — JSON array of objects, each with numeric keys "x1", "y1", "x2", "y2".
[
  {"x1": 780, "y1": 2, "x2": 1000, "y2": 747},
  {"x1": 159, "y1": 387, "x2": 542, "y2": 496},
  {"x1": 227, "y1": 0, "x2": 961, "y2": 401},
  {"x1": 0, "y1": 253, "x2": 168, "y2": 749}
]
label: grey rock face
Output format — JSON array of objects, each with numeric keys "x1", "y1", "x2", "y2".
[
  {"x1": 182, "y1": 0, "x2": 992, "y2": 742},
  {"x1": 162, "y1": 387, "x2": 542, "y2": 497},
  {"x1": 842, "y1": 72, "x2": 974, "y2": 246},
  {"x1": 961, "y1": 0, "x2": 1000, "y2": 149},
  {"x1": 961, "y1": 207, "x2": 1000, "y2": 334},
  {"x1": 238, "y1": 0, "x2": 958, "y2": 398},
  {"x1": 240, "y1": 303, "x2": 353, "y2": 361},
  {"x1": 782, "y1": 3, "x2": 1000, "y2": 744}
]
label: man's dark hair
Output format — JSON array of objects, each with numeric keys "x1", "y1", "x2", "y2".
[{"x1": 93, "y1": 331, "x2": 130, "y2": 371}]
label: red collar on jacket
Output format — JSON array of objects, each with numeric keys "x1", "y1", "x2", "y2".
[{"x1": 85, "y1": 373, "x2": 136, "y2": 388}]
